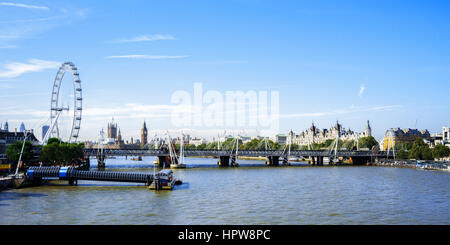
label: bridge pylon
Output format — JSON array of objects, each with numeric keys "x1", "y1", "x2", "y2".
[{"x1": 97, "y1": 154, "x2": 105, "y2": 169}]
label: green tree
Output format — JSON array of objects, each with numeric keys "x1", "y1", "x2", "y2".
[
  {"x1": 47, "y1": 137, "x2": 62, "y2": 145},
  {"x1": 40, "y1": 140, "x2": 84, "y2": 165},
  {"x1": 396, "y1": 149, "x2": 409, "y2": 160},
  {"x1": 342, "y1": 140, "x2": 355, "y2": 150},
  {"x1": 196, "y1": 143, "x2": 207, "y2": 150},
  {"x1": 322, "y1": 139, "x2": 335, "y2": 148},
  {"x1": 432, "y1": 144, "x2": 450, "y2": 159},
  {"x1": 358, "y1": 136, "x2": 379, "y2": 150},
  {"x1": 184, "y1": 144, "x2": 197, "y2": 150},
  {"x1": 6, "y1": 141, "x2": 34, "y2": 168},
  {"x1": 394, "y1": 141, "x2": 412, "y2": 151},
  {"x1": 408, "y1": 138, "x2": 433, "y2": 160}
]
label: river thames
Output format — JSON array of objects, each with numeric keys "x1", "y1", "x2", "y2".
[{"x1": 1, "y1": 157, "x2": 449, "y2": 225}]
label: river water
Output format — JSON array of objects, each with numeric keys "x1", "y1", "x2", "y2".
[{"x1": 1, "y1": 157, "x2": 449, "y2": 225}]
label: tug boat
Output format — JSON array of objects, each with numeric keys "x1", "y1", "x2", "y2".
[{"x1": 149, "y1": 169, "x2": 182, "y2": 191}]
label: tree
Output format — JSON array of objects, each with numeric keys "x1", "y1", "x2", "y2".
[
  {"x1": 40, "y1": 140, "x2": 84, "y2": 165},
  {"x1": 408, "y1": 138, "x2": 433, "y2": 160},
  {"x1": 358, "y1": 136, "x2": 378, "y2": 150},
  {"x1": 395, "y1": 141, "x2": 412, "y2": 151},
  {"x1": 342, "y1": 140, "x2": 355, "y2": 150},
  {"x1": 432, "y1": 144, "x2": 450, "y2": 159},
  {"x1": 47, "y1": 137, "x2": 62, "y2": 145},
  {"x1": 396, "y1": 149, "x2": 409, "y2": 160},
  {"x1": 6, "y1": 141, "x2": 34, "y2": 168},
  {"x1": 196, "y1": 143, "x2": 207, "y2": 150}
]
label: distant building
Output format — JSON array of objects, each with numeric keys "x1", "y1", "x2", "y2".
[
  {"x1": 19, "y1": 122, "x2": 26, "y2": 133},
  {"x1": 273, "y1": 134, "x2": 287, "y2": 145},
  {"x1": 3, "y1": 121, "x2": 8, "y2": 132},
  {"x1": 0, "y1": 130, "x2": 39, "y2": 154},
  {"x1": 42, "y1": 125, "x2": 50, "y2": 140},
  {"x1": 87, "y1": 119, "x2": 140, "y2": 150},
  {"x1": 424, "y1": 133, "x2": 443, "y2": 148},
  {"x1": 190, "y1": 137, "x2": 207, "y2": 147},
  {"x1": 381, "y1": 128, "x2": 430, "y2": 150},
  {"x1": 141, "y1": 121, "x2": 148, "y2": 147},
  {"x1": 174, "y1": 134, "x2": 190, "y2": 145},
  {"x1": 443, "y1": 127, "x2": 450, "y2": 141},
  {"x1": 107, "y1": 118, "x2": 118, "y2": 140},
  {"x1": 424, "y1": 126, "x2": 450, "y2": 148},
  {"x1": 289, "y1": 120, "x2": 372, "y2": 146}
]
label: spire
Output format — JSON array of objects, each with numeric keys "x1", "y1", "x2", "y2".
[
  {"x1": 118, "y1": 128, "x2": 122, "y2": 142},
  {"x1": 365, "y1": 120, "x2": 372, "y2": 137}
]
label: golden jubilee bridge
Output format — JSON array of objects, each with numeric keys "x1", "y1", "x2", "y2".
[{"x1": 83, "y1": 148, "x2": 394, "y2": 167}]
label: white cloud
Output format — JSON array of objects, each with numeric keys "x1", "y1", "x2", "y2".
[
  {"x1": 358, "y1": 84, "x2": 366, "y2": 97},
  {"x1": 106, "y1": 55, "x2": 188, "y2": 60},
  {"x1": 0, "y1": 59, "x2": 60, "y2": 78},
  {"x1": 0, "y1": 2, "x2": 49, "y2": 10},
  {"x1": 0, "y1": 16, "x2": 67, "y2": 24},
  {"x1": 115, "y1": 34, "x2": 175, "y2": 43}
]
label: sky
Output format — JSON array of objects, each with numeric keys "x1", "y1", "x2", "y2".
[{"x1": 0, "y1": 0, "x2": 449, "y2": 143}]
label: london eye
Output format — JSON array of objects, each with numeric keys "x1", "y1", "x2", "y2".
[{"x1": 44, "y1": 62, "x2": 82, "y2": 143}]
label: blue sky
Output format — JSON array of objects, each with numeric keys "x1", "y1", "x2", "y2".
[{"x1": 0, "y1": 0, "x2": 449, "y2": 142}]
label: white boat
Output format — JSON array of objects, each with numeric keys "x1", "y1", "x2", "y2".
[{"x1": 149, "y1": 169, "x2": 182, "y2": 190}]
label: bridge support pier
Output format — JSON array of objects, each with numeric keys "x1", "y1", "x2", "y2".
[
  {"x1": 309, "y1": 156, "x2": 324, "y2": 166},
  {"x1": 97, "y1": 155, "x2": 105, "y2": 169},
  {"x1": 266, "y1": 156, "x2": 279, "y2": 166},
  {"x1": 350, "y1": 156, "x2": 371, "y2": 165},
  {"x1": 319, "y1": 156, "x2": 325, "y2": 166},
  {"x1": 156, "y1": 156, "x2": 171, "y2": 168},
  {"x1": 310, "y1": 156, "x2": 316, "y2": 165},
  {"x1": 218, "y1": 156, "x2": 230, "y2": 167}
]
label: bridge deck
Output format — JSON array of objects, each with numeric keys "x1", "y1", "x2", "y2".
[{"x1": 84, "y1": 149, "x2": 391, "y2": 158}]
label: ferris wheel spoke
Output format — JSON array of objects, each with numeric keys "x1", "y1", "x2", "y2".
[{"x1": 46, "y1": 62, "x2": 83, "y2": 144}]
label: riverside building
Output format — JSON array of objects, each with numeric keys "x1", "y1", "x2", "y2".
[{"x1": 289, "y1": 120, "x2": 372, "y2": 146}]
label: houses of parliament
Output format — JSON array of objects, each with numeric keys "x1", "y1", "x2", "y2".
[{"x1": 85, "y1": 119, "x2": 148, "y2": 150}]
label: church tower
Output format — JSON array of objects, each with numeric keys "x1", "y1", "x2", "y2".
[
  {"x1": 141, "y1": 121, "x2": 148, "y2": 147},
  {"x1": 365, "y1": 120, "x2": 372, "y2": 137}
]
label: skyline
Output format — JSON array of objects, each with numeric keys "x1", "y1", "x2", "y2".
[{"x1": 1, "y1": 0, "x2": 449, "y2": 142}]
